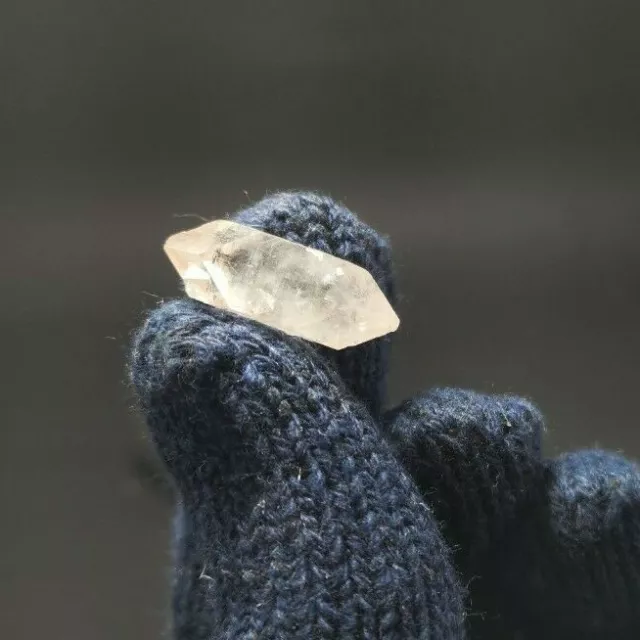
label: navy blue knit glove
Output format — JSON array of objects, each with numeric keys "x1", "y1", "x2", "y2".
[
  {"x1": 131, "y1": 192, "x2": 640, "y2": 639},
  {"x1": 386, "y1": 389, "x2": 640, "y2": 639},
  {"x1": 130, "y1": 193, "x2": 467, "y2": 639}
]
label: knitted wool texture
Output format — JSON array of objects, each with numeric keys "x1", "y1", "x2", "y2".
[
  {"x1": 131, "y1": 192, "x2": 640, "y2": 639},
  {"x1": 131, "y1": 193, "x2": 466, "y2": 639},
  {"x1": 386, "y1": 391, "x2": 640, "y2": 639}
]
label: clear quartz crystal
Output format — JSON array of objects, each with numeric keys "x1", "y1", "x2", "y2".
[{"x1": 164, "y1": 219, "x2": 399, "y2": 350}]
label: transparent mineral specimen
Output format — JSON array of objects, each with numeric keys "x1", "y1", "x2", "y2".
[{"x1": 164, "y1": 220, "x2": 399, "y2": 350}]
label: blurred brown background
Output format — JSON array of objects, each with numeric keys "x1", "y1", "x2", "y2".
[{"x1": 2, "y1": 2, "x2": 639, "y2": 638}]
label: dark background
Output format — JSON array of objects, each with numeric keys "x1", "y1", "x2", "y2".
[{"x1": 2, "y1": 2, "x2": 639, "y2": 638}]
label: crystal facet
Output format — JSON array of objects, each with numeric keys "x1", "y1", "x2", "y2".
[{"x1": 164, "y1": 220, "x2": 400, "y2": 350}]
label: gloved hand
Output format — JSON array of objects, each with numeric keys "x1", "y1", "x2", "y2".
[
  {"x1": 130, "y1": 192, "x2": 640, "y2": 640},
  {"x1": 130, "y1": 193, "x2": 467, "y2": 639}
]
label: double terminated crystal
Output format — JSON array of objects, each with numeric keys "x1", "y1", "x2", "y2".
[{"x1": 164, "y1": 220, "x2": 399, "y2": 350}]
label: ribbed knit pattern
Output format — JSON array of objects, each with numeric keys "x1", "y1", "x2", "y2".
[
  {"x1": 131, "y1": 301, "x2": 466, "y2": 639},
  {"x1": 385, "y1": 391, "x2": 640, "y2": 639},
  {"x1": 130, "y1": 193, "x2": 466, "y2": 639},
  {"x1": 384, "y1": 389, "x2": 547, "y2": 573},
  {"x1": 130, "y1": 192, "x2": 640, "y2": 639}
]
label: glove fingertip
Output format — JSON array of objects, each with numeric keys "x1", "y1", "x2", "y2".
[{"x1": 232, "y1": 191, "x2": 395, "y2": 417}]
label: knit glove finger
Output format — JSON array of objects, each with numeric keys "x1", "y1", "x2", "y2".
[
  {"x1": 384, "y1": 389, "x2": 640, "y2": 639},
  {"x1": 130, "y1": 299, "x2": 467, "y2": 639},
  {"x1": 384, "y1": 388, "x2": 545, "y2": 571},
  {"x1": 232, "y1": 191, "x2": 396, "y2": 419},
  {"x1": 503, "y1": 449, "x2": 640, "y2": 639}
]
